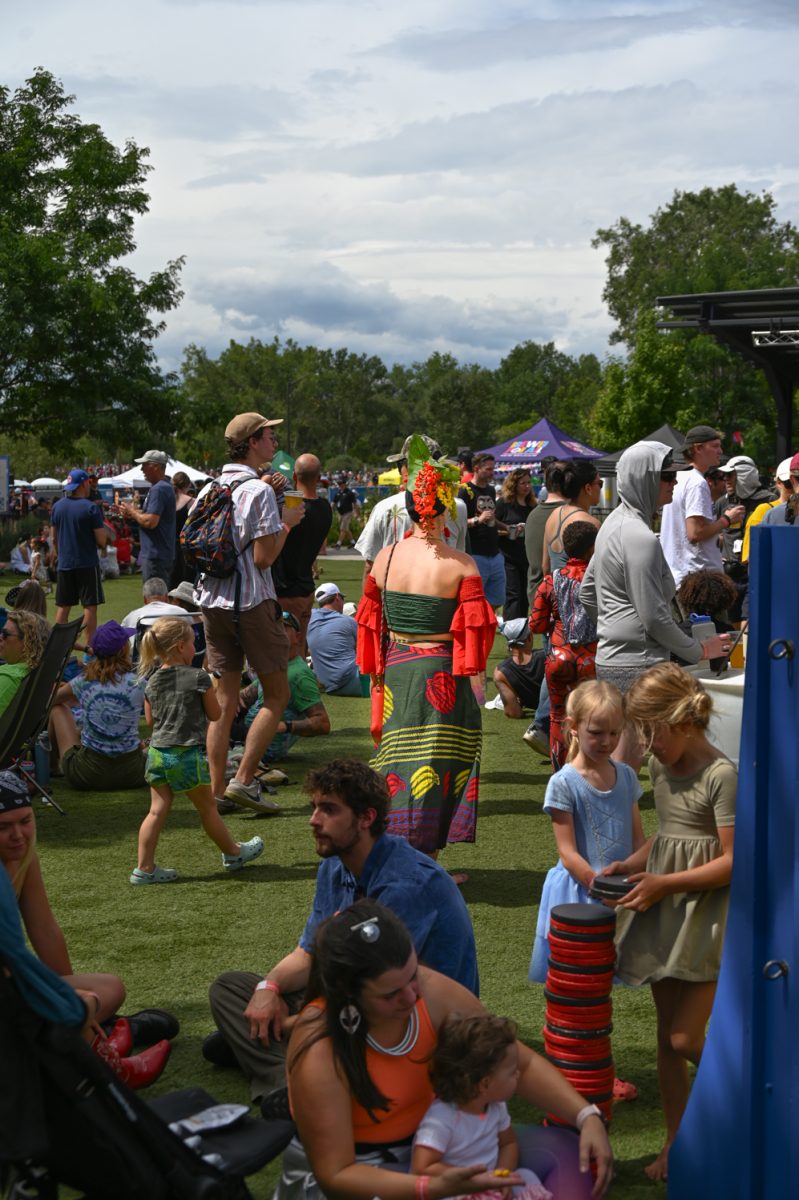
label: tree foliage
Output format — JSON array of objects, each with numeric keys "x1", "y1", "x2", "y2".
[{"x1": 0, "y1": 69, "x2": 184, "y2": 451}]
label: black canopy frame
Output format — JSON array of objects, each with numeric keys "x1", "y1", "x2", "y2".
[{"x1": 657, "y1": 286, "x2": 799, "y2": 458}]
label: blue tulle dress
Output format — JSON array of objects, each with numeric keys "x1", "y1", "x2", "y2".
[{"x1": 529, "y1": 762, "x2": 642, "y2": 981}]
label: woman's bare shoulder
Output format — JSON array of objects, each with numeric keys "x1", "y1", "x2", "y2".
[{"x1": 419, "y1": 965, "x2": 485, "y2": 1025}]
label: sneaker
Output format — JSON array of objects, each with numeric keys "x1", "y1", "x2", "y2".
[
  {"x1": 216, "y1": 796, "x2": 239, "y2": 815},
  {"x1": 202, "y1": 1030, "x2": 238, "y2": 1069},
  {"x1": 223, "y1": 835, "x2": 265, "y2": 872},
  {"x1": 484, "y1": 694, "x2": 504, "y2": 711},
  {"x1": 522, "y1": 723, "x2": 550, "y2": 756},
  {"x1": 260, "y1": 1085, "x2": 293, "y2": 1122},
  {"x1": 224, "y1": 777, "x2": 281, "y2": 814},
  {"x1": 130, "y1": 865, "x2": 178, "y2": 885},
  {"x1": 257, "y1": 767, "x2": 289, "y2": 787}
]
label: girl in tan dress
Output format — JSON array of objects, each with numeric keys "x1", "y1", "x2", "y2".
[{"x1": 598, "y1": 663, "x2": 736, "y2": 1183}]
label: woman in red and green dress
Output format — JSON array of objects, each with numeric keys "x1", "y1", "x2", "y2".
[{"x1": 356, "y1": 437, "x2": 496, "y2": 859}]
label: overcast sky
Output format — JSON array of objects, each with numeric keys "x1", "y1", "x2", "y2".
[{"x1": 4, "y1": 0, "x2": 798, "y2": 371}]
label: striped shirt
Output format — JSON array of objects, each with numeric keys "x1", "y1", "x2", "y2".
[{"x1": 193, "y1": 465, "x2": 283, "y2": 611}]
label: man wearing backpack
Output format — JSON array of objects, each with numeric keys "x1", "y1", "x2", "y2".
[{"x1": 192, "y1": 412, "x2": 305, "y2": 814}]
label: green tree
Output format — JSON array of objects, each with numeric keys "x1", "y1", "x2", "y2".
[
  {"x1": 0, "y1": 69, "x2": 183, "y2": 452},
  {"x1": 593, "y1": 185, "x2": 799, "y2": 346}
]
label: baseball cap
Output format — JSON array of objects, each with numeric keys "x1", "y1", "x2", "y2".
[
  {"x1": 682, "y1": 425, "x2": 723, "y2": 447},
  {"x1": 224, "y1": 412, "x2": 283, "y2": 443},
  {"x1": 314, "y1": 582, "x2": 343, "y2": 603},
  {"x1": 134, "y1": 450, "x2": 169, "y2": 466},
  {"x1": 499, "y1": 617, "x2": 531, "y2": 647},
  {"x1": 64, "y1": 468, "x2": 90, "y2": 493},
  {"x1": 776, "y1": 457, "x2": 794, "y2": 483},
  {"x1": 790, "y1": 452, "x2": 799, "y2": 476},
  {"x1": 0, "y1": 770, "x2": 31, "y2": 814},
  {"x1": 718, "y1": 455, "x2": 755, "y2": 474},
  {"x1": 386, "y1": 433, "x2": 443, "y2": 464},
  {"x1": 91, "y1": 620, "x2": 136, "y2": 658}
]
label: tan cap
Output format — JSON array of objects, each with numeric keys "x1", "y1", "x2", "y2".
[
  {"x1": 386, "y1": 433, "x2": 443, "y2": 463},
  {"x1": 224, "y1": 412, "x2": 283, "y2": 443}
]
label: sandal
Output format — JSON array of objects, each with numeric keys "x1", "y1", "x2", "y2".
[
  {"x1": 130, "y1": 865, "x2": 178, "y2": 885},
  {"x1": 613, "y1": 1076, "x2": 638, "y2": 1101}
]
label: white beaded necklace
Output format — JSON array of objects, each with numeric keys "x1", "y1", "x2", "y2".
[{"x1": 365, "y1": 1007, "x2": 420, "y2": 1056}]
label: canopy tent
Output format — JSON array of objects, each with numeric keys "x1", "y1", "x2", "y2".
[
  {"x1": 104, "y1": 458, "x2": 211, "y2": 490},
  {"x1": 593, "y1": 424, "x2": 685, "y2": 474},
  {"x1": 478, "y1": 418, "x2": 604, "y2": 474}
]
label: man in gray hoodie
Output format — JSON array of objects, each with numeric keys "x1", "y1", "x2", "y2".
[{"x1": 581, "y1": 440, "x2": 731, "y2": 702}]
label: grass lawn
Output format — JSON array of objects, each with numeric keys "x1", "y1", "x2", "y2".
[{"x1": 15, "y1": 563, "x2": 664, "y2": 1198}]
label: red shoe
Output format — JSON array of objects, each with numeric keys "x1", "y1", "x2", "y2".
[
  {"x1": 119, "y1": 1038, "x2": 171, "y2": 1090},
  {"x1": 105, "y1": 1017, "x2": 133, "y2": 1058},
  {"x1": 613, "y1": 1076, "x2": 638, "y2": 1101},
  {"x1": 93, "y1": 1035, "x2": 171, "y2": 1090}
]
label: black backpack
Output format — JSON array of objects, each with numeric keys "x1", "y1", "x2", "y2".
[{"x1": 180, "y1": 478, "x2": 248, "y2": 579}]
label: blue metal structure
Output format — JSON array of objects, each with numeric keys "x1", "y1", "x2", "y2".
[{"x1": 669, "y1": 526, "x2": 797, "y2": 1197}]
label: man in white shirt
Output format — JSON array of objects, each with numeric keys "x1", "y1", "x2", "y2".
[
  {"x1": 659, "y1": 425, "x2": 745, "y2": 587},
  {"x1": 194, "y1": 412, "x2": 305, "y2": 812},
  {"x1": 355, "y1": 434, "x2": 467, "y2": 583}
]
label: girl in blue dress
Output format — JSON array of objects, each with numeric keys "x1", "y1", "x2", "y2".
[{"x1": 529, "y1": 681, "x2": 645, "y2": 982}]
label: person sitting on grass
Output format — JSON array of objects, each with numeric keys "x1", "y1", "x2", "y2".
[
  {"x1": 130, "y1": 616, "x2": 264, "y2": 884},
  {"x1": 6, "y1": 579, "x2": 48, "y2": 617},
  {"x1": 0, "y1": 770, "x2": 174, "y2": 1088},
  {"x1": 0, "y1": 610, "x2": 50, "y2": 717},
  {"x1": 204, "y1": 759, "x2": 478, "y2": 1111},
  {"x1": 221, "y1": 610, "x2": 331, "y2": 810},
  {"x1": 490, "y1": 618, "x2": 546, "y2": 719},
  {"x1": 49, "y1": 620, "x2": 147, "y2": 790}
]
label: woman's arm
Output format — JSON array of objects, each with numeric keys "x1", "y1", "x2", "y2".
[
  {"x1": 18, "y1": 855, "x2": 72, "y2": 975},
  {"x1": 619, "y1": 824, "x2": 734, "y2": 912},
  {"x1": 550, "y1": 811, "x2": 596, "y2": 890},
  {"x1": 143, "y1": 698, "x2": 153, "y2": 727},
  {"x1": 53, "y1": 682, "x2": 76, "y2": 707}
]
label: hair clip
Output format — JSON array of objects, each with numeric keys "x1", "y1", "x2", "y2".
[{"x1": 351, "y1": 916, "x2": 380, "y2": 943}]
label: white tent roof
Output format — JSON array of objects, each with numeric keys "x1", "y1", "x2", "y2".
[
  {"x1": 105, "y1": 458, "x2": 211, "y2": 489},
  {"x1": 31, "y1": 477, "x2": 62, "y2": 487}
]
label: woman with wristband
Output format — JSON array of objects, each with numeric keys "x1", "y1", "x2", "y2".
[
  {"x1": 276, "y1": 899, "x2": 612, "y2": 1200},
  {"x1": 0, "y1": 770, "x2": 173, "y2": 1087}
]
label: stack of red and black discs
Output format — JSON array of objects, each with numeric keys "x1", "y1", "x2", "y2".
[{"x1": 543, "y1": 902, "x2": 616, "y2": 1126}]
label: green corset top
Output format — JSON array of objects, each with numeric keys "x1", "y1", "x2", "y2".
[{"x1": 383, "y1": 590, "x2": 457, "y2": 635}]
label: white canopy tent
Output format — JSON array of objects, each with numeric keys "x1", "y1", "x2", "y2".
[{"x1": 104, "y1": 458, "x2": 211, "y2": 490}]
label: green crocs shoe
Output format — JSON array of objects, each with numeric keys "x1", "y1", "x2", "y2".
[
  {"x1": 130, "y1": 865, "x2": 178, "y2": 885},
  {"x1": 223, "y1": 836, "x2": 265, "y2": 872}
]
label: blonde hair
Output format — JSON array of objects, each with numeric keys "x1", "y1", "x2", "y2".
[
  {"x1": 564, "y1": 680, "x2": 624, "y2": 763},
  {"x1": 625, "y1": 662, "x2": 712, "y2": 744},
  {"x1": 83, "y1": 644, "x2": 133, "y2": 684},
  {"x1": 138, "y1": 617, "x2": 193, "y2": 675},
  {"x1": 6, "y1": 611, "x2": 50, "y2": 670}
]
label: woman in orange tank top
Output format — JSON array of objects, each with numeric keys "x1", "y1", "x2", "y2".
[{"x1": 275, "y1": 900, "x2": 612, "y2": 1200}]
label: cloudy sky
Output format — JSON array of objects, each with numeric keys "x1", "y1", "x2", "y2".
[{"x1": 4, "y1": 0, "x2": 798, "y2": 370}]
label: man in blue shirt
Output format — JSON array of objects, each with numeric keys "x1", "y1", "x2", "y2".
[
  {"x1": 120, "y1": 450, "x2": 176, "y2": 582},
  {"x1": 50, "y1": 468, "x2": 107, "y2": 644},
  {"x1": 306, "y1": 581, "x2": 361, "y2": 696},
  {"x1": 206, "y1": 758, "x2": 478, "y2": 1102}
]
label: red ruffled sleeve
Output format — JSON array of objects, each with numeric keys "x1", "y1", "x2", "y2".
[
  {"x1": 450, "y1": 574, "x2": 497, "y2": 675},
  {"x1": 355, "y1": 575, "x2": 384, "y2": 675}
]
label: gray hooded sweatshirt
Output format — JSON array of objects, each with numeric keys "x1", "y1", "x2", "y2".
[{"x1": 581, "y1": 441, "x2": 702, "y2": 670}]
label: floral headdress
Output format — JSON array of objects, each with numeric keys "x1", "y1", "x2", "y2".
[{"x1": 404, "y1": 434, "x2": 460, "y2": 533}]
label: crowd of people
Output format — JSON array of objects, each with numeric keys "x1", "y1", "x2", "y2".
[{"x1": 4, "y1": 411, "x2": 789, "y2": 1196}]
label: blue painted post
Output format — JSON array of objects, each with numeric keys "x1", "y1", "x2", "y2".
[{"x1": 668, "y1": 526, "x2": 799, "y2": 1197}]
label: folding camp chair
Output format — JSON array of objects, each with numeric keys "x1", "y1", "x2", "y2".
[{"x1": 0, "y1": 618, "x2": 83, "y2": 815}]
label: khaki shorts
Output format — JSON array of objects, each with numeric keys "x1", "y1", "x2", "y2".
[{"x1": 202, "y1": 599, "x2": 289, "y2": 677}]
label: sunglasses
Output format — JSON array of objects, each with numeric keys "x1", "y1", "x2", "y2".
[
  {"x1": 0, "y1": 629, "x2": 19, "y2": 639},
  {"x1": 660, "y1": 471, "x2": 678, "y2": 483}
]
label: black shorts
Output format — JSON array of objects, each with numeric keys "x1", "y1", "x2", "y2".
[
  {"x1": 497, "y1": 651, "x2": 546, "y2": 709},
  {"x1": 56, "y1": 566, "x2": 105, "y2": 609}
]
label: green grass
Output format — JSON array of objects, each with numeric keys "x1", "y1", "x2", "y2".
[{"x1": 13, "y1": 565, "x2": 663, "y2": 1197}]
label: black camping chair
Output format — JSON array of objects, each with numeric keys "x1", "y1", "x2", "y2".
[
  {"x1": 0, "y1": 969, "x2": 294, "y2": 1200},
  {"x1": 0, "y1": 618, "x2": 83, "y2": 815}
]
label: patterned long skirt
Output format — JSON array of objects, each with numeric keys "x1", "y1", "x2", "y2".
[{"x1": 371, "y1": 641, "x2": 482, "y2": 853}]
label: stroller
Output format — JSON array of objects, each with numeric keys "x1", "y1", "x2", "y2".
[{"x1": 0, "y1": 871, "x2": 294, "y2": 1199}]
